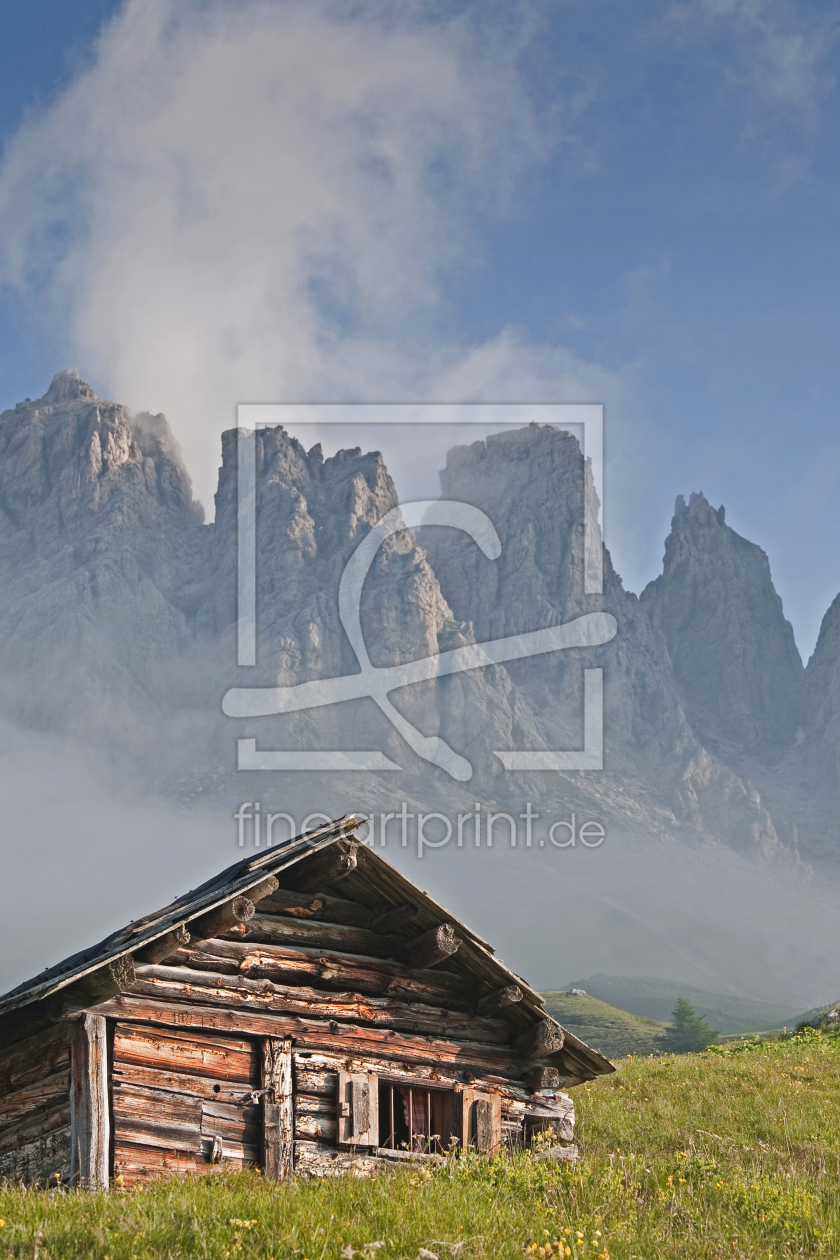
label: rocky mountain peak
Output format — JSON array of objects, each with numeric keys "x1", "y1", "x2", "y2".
[
  {"x1": 641, "y1": 491, "x2": 804, "y2": 754},
  {"x1": 43, "y1": 368, "x2": 96, "y2": 405}
]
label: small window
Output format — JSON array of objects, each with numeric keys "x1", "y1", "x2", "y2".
[{"x1": 378, "y1": 1080, "x2": 456, "y2": 1154}]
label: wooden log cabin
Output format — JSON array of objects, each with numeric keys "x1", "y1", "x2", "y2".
[{"x1": 0, "y1": 816, "x2": 613, "y2": 1187}]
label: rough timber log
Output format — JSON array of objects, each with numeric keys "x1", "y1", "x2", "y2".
[
  {"x1": 164, "y1": 939, "x2": 473, "y2": 1007},
  {"x1": 238, "y1": 914, "x2": 400, "y2": 958},
  {"x1": 283, "y1": 841, "x2": 358, "y2": 892},
  {"x1": 259, "y1": 889, "x2": 373, "y2": 928},
  {"x1": 0, "y1": 1070, "x2": 69, "y2": 1124},
  {"x1": 370, "y1": 904, "x2": 418, "y2": 934},
  {"x1": 128, "y1": 966, "x2": 511, "y2": 1043},
  {"x1": 476, "y1": 985, "x2": 523, "y2": 1017},
  {"x1": 90, "y1": 994, "x2": 518, "y2": 1075},
  {"x1": 514, "y1": 1019, "x2": 565, "y2": 1060},
  {"x1": 262, "y1": 1037, "x2": 293, "y2": 1180},
  {"x1": 244, "y1": 875, "x2": 281, "y2": 904},
  {"x1": 523, "y1": 1066, "x2": 561, "y2": 1092},
  {"x1": 191, "y1": 895, "x2": 256, "y2": 942},
  {"x1": 0, "y1": 1022, "x2": 70, "y2": 1094},
  {"x1": 112, "y1": 1023, "x2": 258, "y2": 1085},
  {"x1": 135, "y1": 923, "x2": 191, "y2": 965},
  {"x1": 69, "y1": 1013, "x2": 109, "y2": 1189},
  {"x1": 403, "y1": 924, "x2": 460, "y2": 969},
  {"x1": 109, "y1": 954, "x2": 137, "y2": 989}
]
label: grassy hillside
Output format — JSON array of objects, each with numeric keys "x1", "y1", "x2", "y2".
[
  {"x1": 566, "y1": 974, "x2": 801, "y2": 1033},
  {"x1": 794, "y1": 999, "x2": 840, "y2": 1029},
  {"x1": 541, "y1": 990, "x2": 666, "y2": 1057},
  {"x1": 3, "y1": 1028, "x2": 840, "y2": 1257}
]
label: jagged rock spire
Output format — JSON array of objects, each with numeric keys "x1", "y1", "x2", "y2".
[{"x1": 641, "y1": 491, "x2": 804, "y2": 753}]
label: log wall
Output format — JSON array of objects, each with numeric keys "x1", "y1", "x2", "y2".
[
  {"x1": 1, "y1": 874, "x2": 578, "y2": 1186},
  {"x1": 0, "y1": 1022, "x2": 72, "y2": 1185}
]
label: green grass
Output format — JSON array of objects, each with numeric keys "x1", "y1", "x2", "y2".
[
  {"x1": 3, "y1": 1028, "x2": 840, "y2": 1258},
  {"x1": 541, "y1": 991, "x2": 665, "y2": 1058},
  {"x1": 564, "y1": 976, "x2": 801, "y2": 1035}
]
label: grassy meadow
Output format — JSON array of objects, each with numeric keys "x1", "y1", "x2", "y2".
[{"x1": 3, "y1": 1029, "x2": 840, "y2": 1259}]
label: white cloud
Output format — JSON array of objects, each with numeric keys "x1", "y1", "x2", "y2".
[
  {"x1": 663, "y1": 0, "x2": 836, "y2": 128},
  {"x1": 0, "y1": 0, "x2": 615, "y2": 511}
]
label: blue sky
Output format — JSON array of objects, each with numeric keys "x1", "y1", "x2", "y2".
[{"x1": 0, "y1": 0, "x2": 838, "y2": 655}]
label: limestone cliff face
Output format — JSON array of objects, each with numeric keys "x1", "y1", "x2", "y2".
[
  {"x1": 0, "y1": 374, "x2": 811, "y2": 865},
  {"x1": 200, "y1": 424, "x2": 543, "y2": 773},
  {"x1": 640, "y1": 493, "x2": 805, "y2": 756},
  {"x1": 0, "y1": 371, "x2": 206, "y2": 744},
  {"x1": 422, "y1": 426, "x2": 787, "y2": 861}
]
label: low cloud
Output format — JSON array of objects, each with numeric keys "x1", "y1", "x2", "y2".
[{"x1": 0, "y1": 0, "x2": 612, "y2": 510}]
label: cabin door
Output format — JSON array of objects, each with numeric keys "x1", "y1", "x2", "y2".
[{"x1": 111, "y1": 1023, "x2": 263, "y2": 1186}]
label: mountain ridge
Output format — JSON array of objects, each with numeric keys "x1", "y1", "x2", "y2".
[{"x1": 3, "y1": 370, "x2": 840, "y2": 1007}]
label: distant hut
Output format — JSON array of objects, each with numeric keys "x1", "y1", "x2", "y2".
[{"x1": 0, "y1": 816, "x2": 613, "y2": 1186}]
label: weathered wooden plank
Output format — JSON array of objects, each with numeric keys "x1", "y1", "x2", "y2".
[
  {"x1": 114, "y1": 1119, "x2": 201, "y2": 1153},
  {"x1": 295, "y1": 1113, "x2": 338, "y2": 1142},
  {"x1": 293, "y1": 1140, "x2": 381, "y2": 1179},
  {"x1": 201, "y1": 1096, "x2": 259, "y2": 1124},
  {"x1": 459, "y1": 1089, "x2": 502, "y2": 1155},
  {"x1": 295, "y1": 1069, "x2": 337, "y2": 1097},
  {"x1": 298, "y1": 1051, "x2": 524, "y2": 1100},
  {"x1": 295, "y1": 1053, "x2": 461, "y2": 1087},
  {"x1": 113, "y1": 1141, "x2": 198, "y2": 1186},
  {"x1": 0, "y1": 997, "x2": 66, "y2": 1055},
  {"x1": 262, "y1": 1037, "x2": 293, "y2": 1181},
  {"x1": 370, "y1": 904, "x2": 418, "y2": 935},
  {"x1": 200, "y1": 1106, "x2": 260, "y2": 1147},
  {"x1": 260, "y1": 890, "x2": 373, "y2": 928},
  {"x1": 0, "y1": 1124, "x2": 71, "y2": 1186},
  {"x1": 202, "y1": 1138, "x2": 259, "y2": 1165},
  {"x1": 112, "y1": 1081, "x2": 204, "y2": 1129},
  {"x1": 172, "y1": 938, "x2": 472, "y2": 1006},
  {"x1": 112, "y1": 1061, "x2": 254, "y2": 1103},
  {"x1": 128, "y1": 966, "x2": 511, "y2": 1042},
  {"x1": 0, "y1": 1022, "x2": 71, "y2": 1096},
  {"x1": 403, "y1": 925, "x2": 460, "y2": 970},
  {"x1": 69, "y1": 1014, "x2": 109, "y2": 1189},
  {"x1": 113, "y1": 1022, "x2": 257, "y2": 1083},
  {"x1": 523, "y1": 1098, "x2": 574, "y2": 1143},
  {"x1": 0, "y1": 1070, "x2": 70, "y2": 1124},
  {"x1": 295, "y1": 1093, "x2": 335, "y2": 1117},
  {"x1": 235, "y1": 915, "x2": 399, "y2": 958},
  {"x1": 0, "y1": 1100, "x2": 71, "y2": 1155},
  {"x1": 94, "y1": 996, "x2": 517, "y2": 1074}
]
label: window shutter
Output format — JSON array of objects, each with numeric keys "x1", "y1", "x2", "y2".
[{"x1": 337, "y1": 1071, "x2": 379, "y2": 1146}]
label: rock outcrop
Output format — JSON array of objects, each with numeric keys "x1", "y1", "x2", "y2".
[
  {"x1": 0, "y1": 371, "x2": 206, "y2": 751},
  {"x1": 423, "y1": 427, "x2": 788, "y2": 860},
  {"x1": 0, "y1": 372, "x2": 821, "y2": 869},
  {"x1": 641, "y1": 493, "x2": 805, "y2": 756}
]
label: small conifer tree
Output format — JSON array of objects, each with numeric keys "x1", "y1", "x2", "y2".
[{"x1": 655, "y1": 995, "x2": 719, "y2": 1053}]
